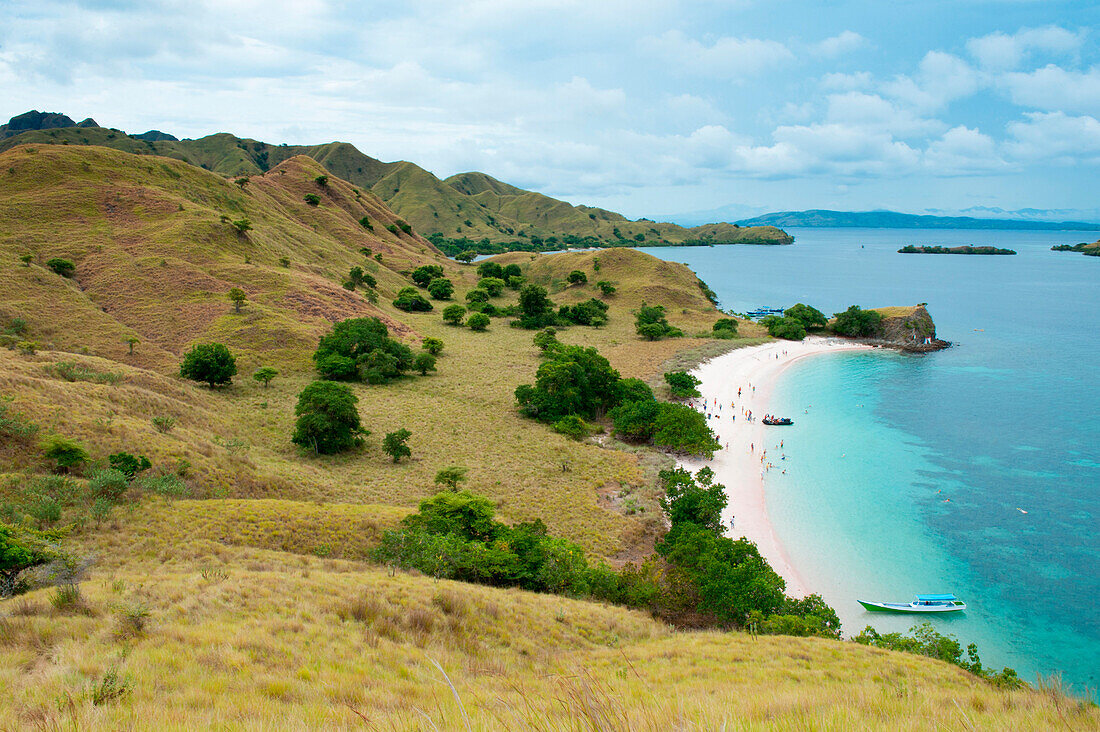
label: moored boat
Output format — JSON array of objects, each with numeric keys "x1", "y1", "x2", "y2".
[
  {"x1": 858, "y1": 594, "x2": 966, "y2": 613},
  {"x1": 762, "y1": 416, "x2": 793, "y2": 426}
]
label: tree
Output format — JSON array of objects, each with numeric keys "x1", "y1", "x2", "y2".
[
  {"x1": 359, "y1": 216, "x2": 373, "y2": 231},
  {"x1": 393, "y1": 287, "x2": 433, "y2": 312},
  {"x1": 124, "y1": 336, "x2": 139, "y2": 354},
  {"x1": 596, "y1": 280, "x2": 616, "y2": 297},
  {"x1": 455, "y1": 250, "x2": 477, "y2": 263},
  {"x1": 832, "y1": 305, "x2": 884, "y2": 337},
  {"x1": 478, "y1": 277, "x2": 506, "y2": 297},
  {"x1": 659, "y1": 467, "x2": 726, "y2": 534},
  {"x1": 635, "y1": 303, "x2": 680, "y2": 340},
  {"x1": 434, "y1": 465, "x2": 468, "y2": 490},
  {"x1": 234, "y1": 177, "x2": 249, "y2": 189},
  {"x1": 253, "y1": 366, "x2": 278, "y2": 388},
  {"x1": 609, "y1": 398, "x2": 660, "y2": 442},
  {"x1": 442, "y1": 304, "x2": 466, "y2": 325},
  {"x1": 467, "y1": 312, "x2": 490, "y2": 331},
  {"x1": 567, "y1": 270, "x2": 588, "y2": 285},
  {"x1": 39, "y1": 435, "x2": 88, "y2": 472},
  {"x1": 108, "y1": 452, "x2": 151, "y2": 479},
  {"x1": 553, "y1": 415, "x2": 589, "y2": 440},
  {"x1": 227, "y1": 287, "x2": 247, "y2": 313},
  {"x1": 383, "y1": 429, "x2": 412, "y2": 463},
  {"x1": 514, "y1": 345, "x2": 621, "y2": 422},
  {"x1": 0, "y1": 524, "x2": 56, "y2": 597},
  {"x1": 784, "y1": 303, "x2": 826, "y2": 330},
  {"x1": 45, "y1": 258, "x2": 75, "y2": 277},
  {"x1": 760, "y1": 316, "x2": 806, "y2": 341},
  {"x1": 231, "y1": 218, "x2": 252, "y2": 235},
  {"x1": 652, "y1": 404, "x2": 720, "y2": 457},
  {"x1": 413, "y1": 352, "x2": 437, "y2": 375},
  {"x1": 422, "y1": 337, "x2": 444, "y2": 355},
  {"x1": 412, "y1": 265, "x2": 444, "y2": 287},
  {"x1": 464, "y1": 288, "x2": 489, "y2": 305},
  {"x1": 291, "y1": 381, "x2": 365, "y2": 454},
  {"x1": 20, "y1": 253, "x2": 34, "y2": 266},
  {"x1": 533, "y1": 327, "x2": 559, "y2": 353},
  {"x1": 427, "y1": 277, "x2": 454, "y2": 300},
  {"x1": 502, "y1": 263, "x2": 522, "y2": 280},
  {"x1": 304, "y1": 193, "x2": 320, "y2": 206},
  {"x1": 179, "y1": 343, "x2": 237, "y2": 388},
  {"x1": 664, "y1": 371, "x2": 701, "y2": 399},
  {"x1": 347, "y1": 266, "x2": 367, "y2": 289},
  {"x1": 476, "y1": 261, "x2": 504, "y2": 279},
  {"x1": 314, "y1": 175, "x2": 328, "y2": 187},
  {"x1": 712, "y1": 318, "x2": 738, "y2": 338}
]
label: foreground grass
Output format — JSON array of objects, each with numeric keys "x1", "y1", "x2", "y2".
[{"x1": 2, "y1": 543, "x2": 1094, "y2": 730}]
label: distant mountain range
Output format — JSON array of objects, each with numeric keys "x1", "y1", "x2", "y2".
[
  {"x1": 0, "y1": 110, "x2": 789, "y2": 247},
  {"x1": 735, "y1": 209, "x2": 1100, "y2": 231}
]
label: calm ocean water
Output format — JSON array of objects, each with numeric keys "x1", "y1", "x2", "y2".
[{"x1": 642, "y1": 229, "x2": 1099, "y2": 694}]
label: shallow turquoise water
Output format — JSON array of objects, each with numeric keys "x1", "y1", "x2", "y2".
[{"x1": 642, "y1": 229, "x2": 1100, "y2": 694}]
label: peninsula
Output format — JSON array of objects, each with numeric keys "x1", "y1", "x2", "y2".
[{"x1": 1051, "y1": 241, "x2": 1100, "y2": 257}]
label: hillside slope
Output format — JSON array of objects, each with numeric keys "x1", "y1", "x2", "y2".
[{"x1": 0, "y1": 113, "x2": 791, "y2": 245}]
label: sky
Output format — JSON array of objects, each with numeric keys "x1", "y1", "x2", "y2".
[{"x1": 2, "y1": 0, "x2": 1099, "y2": 220}]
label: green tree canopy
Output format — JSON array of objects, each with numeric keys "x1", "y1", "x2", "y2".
[
  {"x1": 393, "y1": 287, "x2": 433, "y2": 312},
  {"x1": 1, "y1": 524, "x2": 58, "y2": 597},
  {"x1": 313, "y1": 318, "x2": 413, "y2": 383},
  {"x1": 434, "y1": 465, "x2": 468, "y2": 490},
  {"x1": 760, "y1": 315, "x2": 806, "y2": 341},
  {"x1": 514, "y1": 344, "x2": 621, "y2": 422},
  {"x1": 291, "y1": 380, "x2": 365, "y2": 454},
  {"x1": 832, "y1": 305, "x2": 884, "y2": 337},
  {"x1": 441, "y1": 304, "x2": 466, "y2": 325},
  {"x1": 467, "y1": 312, "x2": 490, "y2": 331},
  {"x1": 252, "y1": 366, "x2": 278, "y2": 388},
  {"x1": 476, "y1": 261, "x2": 504, "y2": 279},
  {"x1": 227, "y1": 287, "x2": 247, "y2": 313},
  {"x1": 180, "y1": 343, "x2": 237, "y2": 388},
  {"x1": 478, "y1": 277, "x2": 506, "y2": 297},
  {"x1": 422, "y1": 337, "x2": 444, "y2": 355},
  {"x1": 427, "y1": 277, "x2": 455, "y2": 300},
  {"x1": 664, "y1": 371, "x2": 702, "y2": 399},
  {"x1": 784, "y1": 303, "x2": 827, "y2": 330},
  {"x1": 567, "y1": 270, "x2": 588, "y2": 285},
  {"x1": 383, "y1": 428, "x2": 412, "y2": 463},
  {"x1": 412, "y1": 265, "x2": 445, "y2": 287},
  {"x1": 652, "y1": 404, "x2": 720, "y2": 457}
]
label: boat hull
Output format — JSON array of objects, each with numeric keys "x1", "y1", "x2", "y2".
[{"x1": 858, "y1": 600, "x2": 966, "y2": 614}]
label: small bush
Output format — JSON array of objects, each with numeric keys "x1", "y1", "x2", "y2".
[
  {"x1": 303, "y1": 193, "x2": 320, "y2": 206},
  {"x1": 45, "y1": 361, "x2": 123, "y2": 384},
  {"x1": 467, "y1": 312, "x2": 490, "y2": 331},
  {"x1": 89, "y1": 468, "x2": 129, "y2": 502},
  {"x1": 39, "y1": 435, "x2": 88, "y2": 472},
  {"x1": 553, "y1": 415, "x2": 589, "y2": 440},
  {"x1": 314, "y1": 175, "x2": 328, "y2": 187},
  {"x1": 382, "y1": 428, "x2": 412, "y2": 463},
  {"x1": 422, "y1": 337, "x2": 444, "y2": 355},
  {"x1": 135, "y1": 473, "x2": 189, "y2": 497},
  {"x1": 413, "y1": 352, "x2": 436, "y2": 375},
  {"x1": 151, "y1": 415, "x2": 176, "y2": 433},
  {"x1": 567, "y1": 270, "x2": 587, "y2": 285},
  {"x1": 107, "y1": 452, "x2": 151, "y2": 479},
  {"x1": 393, "y1": 287, "x2": 433, "y2": 312},
  {"x1": 596, "y1": 280, "x2": 616, "y2": 296},
  {"x1": 441, "y1": 304, "x2": 466, "y2": 325},
  {"x1": 45, "y1": 258, "x2": 75, "y2": 277},
  {"x1": 179, "y1": 343, "x2": 237, "y2": 388},
  {"x1": 664, "y1": 371, "x2": 702, "y2": 399},
  {"x1": 90, "y1": 669, "x2": 131, "y2": 706}
]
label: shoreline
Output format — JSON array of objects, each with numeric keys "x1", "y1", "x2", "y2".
[{"x1": 677, "y1": 336, "x2": 873, "y2": 597}]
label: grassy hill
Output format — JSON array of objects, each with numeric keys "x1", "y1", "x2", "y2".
[
  {"x1": 0, "y1": 114, "x2": 792, "y2": 246},
  {"x1": 1, "y1": 143, "x2": 1093, "y2": 727}
]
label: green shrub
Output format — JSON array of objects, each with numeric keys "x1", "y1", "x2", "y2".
[
  {"x1": 45, "y1": 258, "x2": 75, "y2": 277},
  {"x1": 759, "y1": 315, "x2": 806, "y2": 341},
  {"x1": 832, "y1": 305, "x2": 884, "y2": 337},
  {"x1": 664, "y1": 371, "x2": 701, "y2": 399},
  {"x1": 476, "y1": 262, "x2": 503, "y2": 279},
  {"x1": 291, "y1": 381, "x2": 365, "y2": 454},
  {"x1": 712, "y1": 318, "x2": 738, "y2": 337},
  {"x1": 314, "y1": 175, "x2": 328, "y2": 187},
  {"x1": 107, "y1": 452, "x2": 151, "y2": 479},
  {"x1": 422, "y1": 337, "x2": 444, "y2": 355},
  {"x1": 89, "y1": 468, "x2": 129, "y2": 502},
  {"x1": 45, "y1": 361, "x2": 122, "y2": 384},
  {"x1": 434, "y1": 466, "x2": 468, "y2": 490},
  {"x1": 303, "y1": 193, "x2": 320, "y2": 206},
  {"x1": 553, "y1": 415, "x2": 589, "y2": 440},
  {"x1": 596, "y1": 280, "x2": 616, "y2": 296},
  {"x1": 478, "y1": 277, "x2": 506, "y2": 297},
  {"x1": 151, "y1": 415, "x2": 175, "y2": 433},
  {"x1": 382, "y1": 429, "x2": 412, "y2": 463},
  {"x1": 442, "y1": 304, "x2": 466, "y2": 325},
  {"x1": 179, "y1": 343, "x2": 237, "y2": 388},
  {"x1": 464, "y1": 288, "x2": 489, "y2": 305},
  {"x1": 515, "y1": 345, "x2": 621, "y2": 422},
  {"x1": 427, "y1": 277, "x2": 454, "y2": 300},
  {"x1": 413, "y1": 352, "x2": 437, "y2": 375},
  {"x1": 393, "y1": 287, "x2": 433, "y2": 312},
  {"x1": 567, "y1": 270, "x2": 587, "y2": 285},
  {"x1": 652, "y1": 403, "x2": 720, "y2": 457},
  {"x1": 467, "y1": 312, "x2": 490, "y2": 331},
  {"x1": 252, "y1": 366, "x2": 278, "y2": 388},
  {"x1": 784, "y1": 303, "x2": 827, "y2": 330},
  {"x1": 39, "y1": 435, "x2": 88, "y2": 472},
  {"x1": 635, "y1": 303, "x2": 681, "y2": 340},
  {"x1": 313, "y1": 317, "x2": 414, "y2": 384},
  {"x1": 533, "y1": 327, "x2": 559, "y2": 353},
  {"x1": 411, "y1": 265, "x2": 444, "y2": 287}
]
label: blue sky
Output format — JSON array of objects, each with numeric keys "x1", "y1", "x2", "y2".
[{"x1": 2, "y1": 0, "x2": 1098, "y2": 219}]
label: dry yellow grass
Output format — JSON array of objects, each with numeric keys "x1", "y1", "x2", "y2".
[{"x1": 1, "y1": 542, "x2": 1093, "y2": 730}]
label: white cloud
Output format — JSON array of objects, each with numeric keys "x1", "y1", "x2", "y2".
[
  {"x1": 638, "y1": 30, "x2": 793, "y2": 77},
  {"x1": 1001, "y1": 65, "x2": 1100, "y2": 116},
  {"x1": 811, "y1": 31, "x2": 868, "y2": 58},
  {"x1": 923, "y1": 126, "x2": 1007, "y2": 174},
  {"x1": 825, "y1": 91, "x2": 944, "y2": 137},
  {"x1": 1005, "y1": 112, "x2": 1100, "y2": 162},
  {"x1": 820, "y1": 71, "x2": 874, "y2": 92},
  {"x1": 966, "y1": 25, "x2": 1083, "y2": 71},
  {"x1": 732, "y1": 123, "x2": 920, "y2": 178},
  {"x1": 882, "y1": 51, "x2": 981, "y2": 112}
]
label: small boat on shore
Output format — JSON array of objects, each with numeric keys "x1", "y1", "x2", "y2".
[
  {"x1": 762, "y1": 416, "x2": 793, "y2": 426},
  {"x1": 858, "y1": 594, "x2": 966, "y2": 613}
]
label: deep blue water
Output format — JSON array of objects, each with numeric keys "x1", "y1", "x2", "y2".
[{"x1": 641, "y1": 229, "x2": 1099, "y2": 695}]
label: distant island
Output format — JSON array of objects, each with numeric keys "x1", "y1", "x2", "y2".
[
  {"x1": 1051, "y1": 241, "x2": 1100, "y2": 257},
  {"x1": 737, "y1": 209, "x2": 1100, "y2": 231},
  {"x1": 898, "y1": 245, "x2": 1016, "y2": 255}
]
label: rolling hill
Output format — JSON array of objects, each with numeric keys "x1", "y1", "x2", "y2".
[
  {"x1": 0, "y1": 140, "x2": 1092, "y2": 728},
  {"x1": 0, "y1": 110, "x2": 792, "y2": 246}
]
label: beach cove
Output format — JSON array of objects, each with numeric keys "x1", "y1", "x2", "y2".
[{"x1": 678, "y1": 337, "x2": 872, "y2": 598}]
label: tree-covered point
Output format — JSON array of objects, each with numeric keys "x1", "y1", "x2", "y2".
[
  {"x1": 832, "y1": 305, "x2": 884, "y2": 337},
  {"x1": 312, "y1": 317, "x2": 415, "y2": 384},
  {"x1": 759, "y1": 315, "x2": 806, "y2": 341},
  {"x1": 855, "y1": 623, "x2": 1022, "y2": 688},
  {"x1": 291, "y1": 380, "x2": 366, "y2": 455},
  {"x1": 393, "y1": 287, "x2": 433, "y2": 312},
  {"x1": 664, "y1": 371, "x2": 701, "y2": 399},
  {"x1": 179, "y1": 343, "x2": 237, "y2": 388},
  {"x1": 635, "y1": 303, "x2": 682, "y2": 340},
  {"x1": 783, "y1": 303, "x2": 827, "y2": 330},
  {"x1": 411, "y1": 264, "x2": 444, "y2": 287}
]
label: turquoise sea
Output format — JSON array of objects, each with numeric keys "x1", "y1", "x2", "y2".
[{"x1": 641, "y1": 229, "x2": 1099, "y2": 695}]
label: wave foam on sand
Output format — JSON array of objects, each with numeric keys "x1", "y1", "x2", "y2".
[{"x1": 677, "y1": 336, "x2": 872, "y2": 597}]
